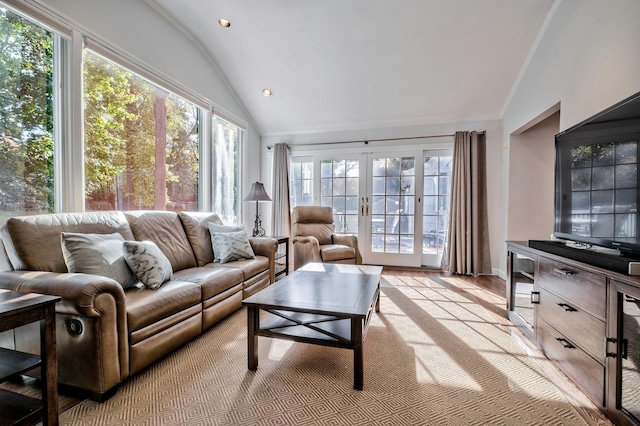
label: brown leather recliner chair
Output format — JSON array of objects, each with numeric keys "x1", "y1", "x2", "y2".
[{"x1": 291, "y1": 206, "x2": 362, "y2": 270}]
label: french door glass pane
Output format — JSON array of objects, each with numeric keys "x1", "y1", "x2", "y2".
[
  {"x1": 370, "y1": 156, "x2": 415, "y2": 253},
  {"x1": 320, "y1": 159, "x2": 359, "y2": 234},
  {"x1": 0, "y1": 9, "x2": 55, "y2": 221},
  {"x1": 423, "y1": 155, "x2": 452, "y2": 255}
]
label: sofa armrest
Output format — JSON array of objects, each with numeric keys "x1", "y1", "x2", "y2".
[
  {"x1": 0, "y1": 270, "x2": 130, "y2": 394},
  {"x1": 0, "y1": 270, "x2": 126, "y2": 317},
  {"x1": 332, "y1": 234, "x2": 362, "y2": 264},
  {"x1": 248, "y1": 237, "x2": 278, "y2": 283},
  {"x1": 292, "y1": 236, "x2": 322, "y2": 270}
]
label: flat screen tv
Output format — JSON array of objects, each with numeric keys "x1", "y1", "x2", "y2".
[{"x1": 554, "y1": 91, "x2": 640, "y2": 258}]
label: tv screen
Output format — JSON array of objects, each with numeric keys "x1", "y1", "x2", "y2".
[{"x1": 554, "y1": 91, "x2": 640, "y2": 257}]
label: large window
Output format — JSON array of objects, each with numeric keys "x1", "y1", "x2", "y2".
[
  {"x1": 212, "y1": 115, "x2": 241, "y2": 225},
  {"x1": 83, "y1": 51, "x2": 199, "y2": 212},
  {"x1": 0, "y1": 7, "x2": 56, "y2": 222}
]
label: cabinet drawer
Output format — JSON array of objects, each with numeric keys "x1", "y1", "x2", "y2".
[
  {"x1": 537, "y1": 317, "x2": 605, "y2": 406},
  {"x1": 538, "y1": 288, "x2": 605, "y2": 363},
  {"x1": 538, "y1": 257, "x2": 606, "y2": 319}
]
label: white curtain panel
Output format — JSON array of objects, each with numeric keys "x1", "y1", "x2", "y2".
[
  {"x1": 441, "y1": 131, "x2": 492, "y2": 275},
  {"x1": 271, "y1": 143, "x2": 291, "y2": 237}
]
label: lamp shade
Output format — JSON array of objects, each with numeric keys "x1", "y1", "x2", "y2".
[{"x1": 243, "y1": 182, "x2": 272, "y2": 202}]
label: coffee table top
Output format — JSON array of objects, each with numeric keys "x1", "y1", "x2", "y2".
[{"x1": 243, "y1": 263, "x2": 383, "y2": 318}]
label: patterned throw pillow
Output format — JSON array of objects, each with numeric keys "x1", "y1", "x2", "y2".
[
  {"x1": 61, "y1": 232, "x2": 138, "y2": 289},
  {"x1": 211, "y1": 230, "x2": 255, "y2": 264},
  {"x1": 207, "y1": 222, "x2": 244, "y2": 262},
  {"x1": 123, "y1": 240, "x2": 173, "y2": 289}
]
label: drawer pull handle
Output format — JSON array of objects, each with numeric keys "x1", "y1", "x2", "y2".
[
  {"x1": 555, "y1": 337, "x2": 575, "y2": 349},
  {"x1": 553, "y1": 268, "x2": 573, "y2": 276},
  {"x1": 557, "y1": 303, "x2": 577, "y2": 312}
]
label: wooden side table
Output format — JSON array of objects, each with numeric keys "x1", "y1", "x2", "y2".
[
  {"x1": 0, "y1": 290, "x2": 60, "y2": 426},
  {"x1": 270, "y1": 236, "x2": 290, "y2": 278}
]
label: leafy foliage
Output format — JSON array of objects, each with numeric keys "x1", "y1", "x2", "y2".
[{"x1": 0, "y1": 8, "x2": 53, "y2": 213}]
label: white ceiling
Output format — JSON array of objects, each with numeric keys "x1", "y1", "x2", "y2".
[{"x1": 149, "y1": 0, "x2": 556, "y2": 136}]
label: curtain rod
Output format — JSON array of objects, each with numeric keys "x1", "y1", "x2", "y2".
[{"x1": 266, "y1": 131, "x2": 485, "y2": 150}]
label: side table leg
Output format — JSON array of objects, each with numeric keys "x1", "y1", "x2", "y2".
[
  {"x1": 352, "y1": 318, "x2": 363, "y2": 390},
  {"x1": 41, "y1": 304, "x2": 58, "y2": 426},
  {"x1": 248, "y1": 307, "x2": 258, "y2": 370}
]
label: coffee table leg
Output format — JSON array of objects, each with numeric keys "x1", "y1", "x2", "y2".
[
  {"x1": 248, "y1": 307, "x2": 258, "y2": 370},
  {"x1": 352, "y1": 318, "x2": 363, "y2": 390}
]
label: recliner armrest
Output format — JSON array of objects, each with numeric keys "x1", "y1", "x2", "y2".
[
  {"x1": 332, "y1": 234, "x2": 362, "y2": 264},
  {"x1": 292, "y1": 236, "x2": 322, "y2": 270}
]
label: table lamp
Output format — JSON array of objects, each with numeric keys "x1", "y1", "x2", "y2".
[{"x1": 243, "y1": 182, "x2": 272, "y2": 237}]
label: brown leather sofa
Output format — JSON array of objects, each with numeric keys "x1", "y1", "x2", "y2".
[
  {"x1": 0, "y1": 210, "x2": 277, "y2": 401},
  {"x1": 291, "y1": 206, "x2": 361, "y2": 270}
]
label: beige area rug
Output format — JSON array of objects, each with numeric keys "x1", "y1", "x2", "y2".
[{"x1": 61, "y1": 274, "x2": 588, "y2": 425}]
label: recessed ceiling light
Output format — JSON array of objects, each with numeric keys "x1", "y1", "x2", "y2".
[
  {"x1": 218, "y1": 18, "x2": 231, "y2": 28},
  {"x1": 262, "y1": 88, "x2": 273, "y2": 97}
]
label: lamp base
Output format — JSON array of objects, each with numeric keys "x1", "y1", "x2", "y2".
[{"x1": 252, "y1": 214, "x2": 265, "y2": 237}]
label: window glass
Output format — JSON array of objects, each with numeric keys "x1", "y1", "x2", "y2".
[
  {"x1": 423, "y1": 155, "x2": 452, "y2": 255},
  {"x1": 290, "y1": 157, "x2": 313, "y2": 207},
  {"x1": 84, "y1": 50, "x2": 199, "y2": 211},
  {"x1": 212, "y1": 115, "x2": 241, "y2": 225},
  {"x1": 0, "y1": 7, "x2": 55, "y2": 222},
  {"x1": 321, "y1": 159, "x2": 359, "y2": 234}
]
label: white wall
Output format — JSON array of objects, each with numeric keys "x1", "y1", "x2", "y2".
[
  {"x1": 262, "y1": 119, "x2": 504, "y2": 274},
  {"x1": 506, "y1": 112, "x2": 559, "y2": 242},
  {"x1": 499, "y1": 0, "x2": 640, "y2": 275},
  {"x1": 35, "y1": 0, "x2": 262, "y2": 226}
]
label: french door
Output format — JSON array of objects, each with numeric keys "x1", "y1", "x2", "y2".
[
  {"x1": 290, "y1": 149, "x2": 452, "y2": 267},
  {"x1": 363, "y1": 154, "x2": 421, "y2": 267}
]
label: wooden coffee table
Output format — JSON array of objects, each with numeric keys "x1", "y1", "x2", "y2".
[{"x1": 242, "y1": 262, "x2": 383, "y2": 390}]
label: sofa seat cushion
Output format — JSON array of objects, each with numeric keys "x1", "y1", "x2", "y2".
[
  {"x1": 320, "y1": 244, "x2": 356, "y2": 262},
  {"x1": 173, "y1": 266, "x2": 243, "y2": 301},
  {"x1": 207, "y1": 256, "x2": 269, "y2": 282},
  {"x1": 126, "y1": 280, "x2": 201, "y2": 333}
]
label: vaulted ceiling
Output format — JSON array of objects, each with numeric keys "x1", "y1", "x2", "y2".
[{"x1": 148, "y1": 0, "x2": 556, "y2": 136}]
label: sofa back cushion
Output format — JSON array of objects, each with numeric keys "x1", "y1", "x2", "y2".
[
  {"x1": 124, "y1": 211, "x2": 197, "y2": 272},
  {"x1": 3, "y1": 211, "x2": 134, "y2": 272},
  {"x1": 178, "y1": 211, "x2": 224, "y2": 266}
]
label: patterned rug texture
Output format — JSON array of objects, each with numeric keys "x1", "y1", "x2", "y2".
[{"x1": 61, "y1": 274, "x2": 588, "y2": 425}]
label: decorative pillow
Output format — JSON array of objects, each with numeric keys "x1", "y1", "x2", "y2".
[
  {"x1": 211, "y1": 230, "x2": 255, "y2": 264},
  {"x1": 123, "y1": 240, "x2": 173, "y2": 290},
  {"x1": 61, "y1": 232, "x2": 138, "y2": 289},
  {"x1": 207, "y1": 222, "x2": 244, "y2": 262}
]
